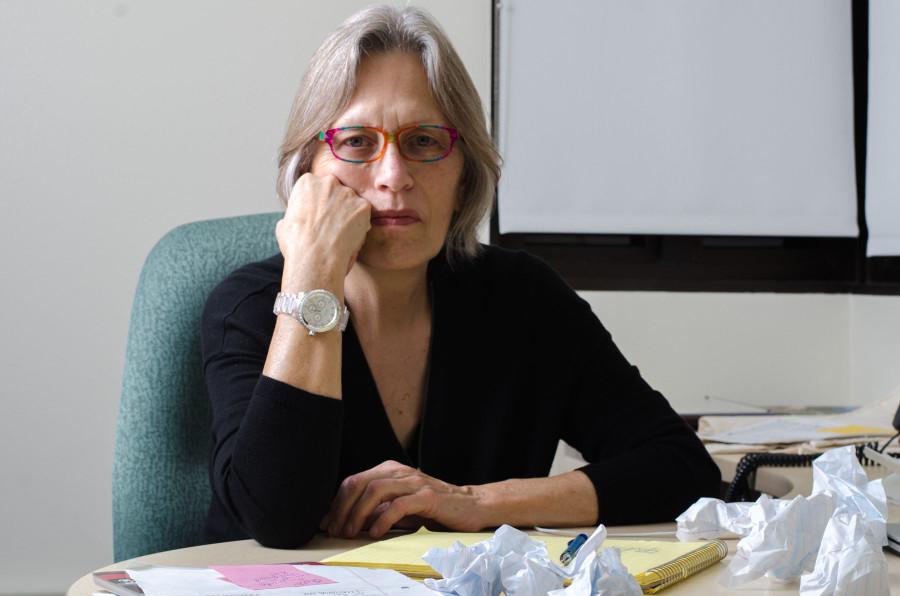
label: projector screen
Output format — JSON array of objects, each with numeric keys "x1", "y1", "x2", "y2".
[
  {"x1": 866, "y1": 0, "x2": 900, "y2": 257},
  {"x1": 496, "y1": 0, "x2": 859, "y2": 239}
]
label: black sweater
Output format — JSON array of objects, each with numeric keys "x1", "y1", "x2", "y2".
[{"x1": 201, "y1": 245, "x2": 720, "y2": 548}]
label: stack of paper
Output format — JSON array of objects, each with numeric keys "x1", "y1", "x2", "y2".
[{"x1": 699, "y1": 394, "x2": 898, "y2": 453}]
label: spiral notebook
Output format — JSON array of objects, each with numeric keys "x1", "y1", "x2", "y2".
[{"x1": 322, "y1": 528, "x2": 728, "y2": 593}]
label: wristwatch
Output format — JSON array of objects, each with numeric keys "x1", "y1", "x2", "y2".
[{"x1": 273, "y1": 290, "x2": 350, "y2": 335}]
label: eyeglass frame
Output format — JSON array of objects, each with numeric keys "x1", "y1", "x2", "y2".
[{"x1": 317, "y1": 124, "x2": 460, "y2": 164}]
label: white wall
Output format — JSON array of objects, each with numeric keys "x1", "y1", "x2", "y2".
[
  {"x1": 549, "y1": 293, "x2": 900, "y2": 476},
  {"x1": 1, "y1": 2, "x2": 899, "y2": 595}
]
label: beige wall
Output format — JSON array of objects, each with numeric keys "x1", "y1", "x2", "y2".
[
  {"x1": 583, "y1": 291, "x2": 854, "y2": 410},
  {"x1": 850, "y1": 296, "x2": 900, "y2": 404},
  {"x1": 1, "y1": 2, "x2": 898, "y2": 594}
]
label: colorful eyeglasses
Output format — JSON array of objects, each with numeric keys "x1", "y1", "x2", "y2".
[{"x1": 318, "y1": 124, "x2": 459, "y2": 164}]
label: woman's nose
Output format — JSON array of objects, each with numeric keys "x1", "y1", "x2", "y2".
[{"x1": 373, "y1": 142, "x2": 414, "y2": 192}]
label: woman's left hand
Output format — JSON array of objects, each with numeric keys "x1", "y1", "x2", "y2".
[{"x1": 321, "y1": 460, "x2": 486, "y2": 538}]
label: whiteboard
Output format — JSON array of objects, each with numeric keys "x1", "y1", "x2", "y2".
[{"x1": 496, "y1": 0, "x2": 859, "y2": 238}]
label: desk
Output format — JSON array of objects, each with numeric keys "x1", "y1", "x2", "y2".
[{"x1": 68, "y1": 457, "x2": 900, "y2": 595}]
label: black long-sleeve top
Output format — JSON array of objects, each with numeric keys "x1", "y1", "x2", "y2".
[{"x1": 201, "y1": 245, "x2": 721, "y2": 548}]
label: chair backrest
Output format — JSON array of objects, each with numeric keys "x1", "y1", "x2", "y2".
[{"x1": 112, "y1": 212, "x2": 281, "y2": 561}]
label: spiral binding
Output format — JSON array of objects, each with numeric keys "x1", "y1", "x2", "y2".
[
  {"x1": 635, "y1": 540, "x2": 729, "y2": 594},
  {"x1": 723, "y1": 441, "x2": 900, "y2": 502}
]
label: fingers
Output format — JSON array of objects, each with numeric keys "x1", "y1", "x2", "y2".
[
  {"x1": 327, "y1": 460, "x2": 414, "y2": 537},
  {"x1": 360, "y1": 501, "x2": 393, "y2": 531},
  {"x1": 282, "y1": 174, "x2": 366, "y2": 235},
  {"x1": 342, "y1": 477, "x2": 423, "y2": 537},
  {"x1": 286, "y1": 174, "x2": 355, "y2": 217},
  {"x1": 367, "y1": 490, "x2": 437, "y2": 538},
  {"x1": 276, "y1": 173, "x2": 371, "y2": 271},
  {"x1": 325, "y1": 462, "x2": 481, "y2": 538}
]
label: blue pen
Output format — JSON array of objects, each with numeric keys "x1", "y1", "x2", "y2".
[{"x1": 559, "y1": 533, "x2": 588, "y2": 566}]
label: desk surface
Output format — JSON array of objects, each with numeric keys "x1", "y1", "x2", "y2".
[{"x1": 68, "y1": 457, "x2": 900, "y2": 595}]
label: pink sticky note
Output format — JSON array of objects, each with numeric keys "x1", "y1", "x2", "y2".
[{"x1": 211, "y1": 564, "x2": 336, "y2": 590}]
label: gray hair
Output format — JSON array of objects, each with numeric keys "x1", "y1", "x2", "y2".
[{"x1": 276, "y1": 4, "x2": 500, "y2": 266}]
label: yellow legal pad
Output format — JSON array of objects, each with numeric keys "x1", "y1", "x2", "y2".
[
  {"x1": 816, "y1": 424, "x2": 893, "y2": 435},
  {"x1": 321, "y1": 528, "x2": 728, "y2": 593}
]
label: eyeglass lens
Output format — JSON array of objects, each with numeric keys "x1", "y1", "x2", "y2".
[{"x1": 330, "y1": 126, "x2": 453, "y2": 162}]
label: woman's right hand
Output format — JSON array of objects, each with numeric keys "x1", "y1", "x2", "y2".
[
  {"x1": 265, "y1": 173, "x2": 363, "y2": 397},
  {"x1": 276, "y1": 173, "x2": 372, "y2": 288},
  {"x1": 275, "y1": 173, "x2": 371, "y2": 290}
]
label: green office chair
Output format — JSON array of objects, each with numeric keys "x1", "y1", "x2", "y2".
[{"x1": 112, "y1": 212, "x2": 281, "y2": 561}]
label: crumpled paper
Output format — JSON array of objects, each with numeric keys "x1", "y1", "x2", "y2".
[
  {"x1": 423, "y1": 524, "x2": 638, "y2": 596},
  {"x1": 547, "y1": 548, "x2": 642, "y2": 596},
  {"x1": 675, "y1": 497, "x2": 769, "y2": 541},
  {"x1": 720, "y1": 492, "x2": 836, "y2": 586},
  {"x1": 675, "y1": 445, "x2": 889, "y2": 592},
  {"x1": 812, "y1": 446, "x2": 888, "y2": 545},
  {"x1": 423, "y1": 525, "x2": 562, "y2": 596},
  {"x1": 799, "y1": 512, "x2": 889, "y2": 595}
]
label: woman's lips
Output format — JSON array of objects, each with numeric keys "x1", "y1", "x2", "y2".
[{"x1": 371, "y1": 211, "x2": 421, "y2": 226}]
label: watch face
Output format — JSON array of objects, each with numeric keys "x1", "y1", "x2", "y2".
[{"x1": 299, "y1": 290, "x2": 339, "y2": 333}]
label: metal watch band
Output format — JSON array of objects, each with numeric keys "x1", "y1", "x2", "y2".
[{"x1": 273, "y1": 290, "x2": 350, "y2": 334}]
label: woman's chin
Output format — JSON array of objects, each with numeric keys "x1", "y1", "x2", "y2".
[
  {"x1": 356, "y1": 252, "x2": 428, "y2": 272},
  {"x1": 357, "y1": 239, "x2": 442, "y2": 272}
]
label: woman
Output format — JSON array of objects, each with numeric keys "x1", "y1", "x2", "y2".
[{"x1": 201, "y1": 5, "x2": 720, "y2": 548}]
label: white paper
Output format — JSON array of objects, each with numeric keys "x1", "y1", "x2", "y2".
[
  {"x1": 562, "y1": 525, "x2": 608, "y2": 577},
  {"x1": 700, "y1": 396, "x2": 898, "y2": 445},
  {"x1": 675, "y1": 497, "x2": 762, "y2": 541},
  {"x1": 424, "y1": 524, "x2": 619, "y2": 596},
  {"x1": 127, "y1": 564, "x2": 438, "y2": 596},
  {"x1": 799, "y1": 512, "x2": 890, "y2": 595},
  {"x1": 676, "y1": 445, "x2": 890, "y2": 592},
  {"x1": 702, "y1": 418, "x2": 893, "y2": 445},
  {"x1": 500, "y1": 555, "x2": 563, "y2": 596},
  {"x1": 423, "y1": 540, "x2": 498, "y2": 595},
  {"x1": 548, "y1": 548, "x2": 642, "y2": 596},
  {"x1": 720, "y1": 492, "x2": 837, "y2": 586},
  {"x1": 423, "y1": 525, "x2": 564, "y2": 596},
  {"x1": 812, "y1": 447, "x2": 888, "y2": 546}
]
